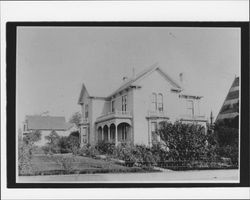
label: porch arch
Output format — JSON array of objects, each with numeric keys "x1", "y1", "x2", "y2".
[
  {"x1": 103, "y1": 125, "x2": 109, "y2": 142},
  {"x1": 117, "y1": 122, "x2": 131, "y2": 143},
  {"x1": 110, "y1": 123, "x2": 116, "y2": 142},
  {"x1": 97, "y1": 126, "x2": 103, "y2": 142}
]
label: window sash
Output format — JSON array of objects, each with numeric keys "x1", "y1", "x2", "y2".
[
  {"x1": 122, "y1": 95, "x2": 127, "y2": 111},
  {"x1": 152, "y1": 93, "x2": 157, "y2": 111},
  {"x1": 111, "y1": 100, "x2": 115, "y2": 112},
  {"x1": 187, "y1": 100, "x2": 194, "y2": 116},
  {"x1": 158, "y1": 93, "x2": 163, "y2": 112}
]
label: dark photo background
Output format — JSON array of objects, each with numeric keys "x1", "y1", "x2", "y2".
[{"x1": 6, "y1": 22, "x2": 249, "y2": 188}]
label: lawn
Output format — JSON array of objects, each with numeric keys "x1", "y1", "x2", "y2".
[{"x1": 23, "y1": 154, "x2": 155, "y2": 176}]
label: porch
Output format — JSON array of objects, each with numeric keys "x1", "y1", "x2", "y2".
[{"x1": 96, "y1": 121, "x2": 132, "y2": 146}]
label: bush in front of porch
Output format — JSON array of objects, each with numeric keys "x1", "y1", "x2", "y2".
[{"x1": 93, "y1": 142, "x2": 157, "y2": 168}]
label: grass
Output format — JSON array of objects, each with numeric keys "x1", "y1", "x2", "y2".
[{"x1": 21, "y1": 154, "x2": 157, "y2": 176}]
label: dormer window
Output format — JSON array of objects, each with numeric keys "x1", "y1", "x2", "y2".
[{"x1": 158, "y1": 93, "x2": 163, "y2": 112}]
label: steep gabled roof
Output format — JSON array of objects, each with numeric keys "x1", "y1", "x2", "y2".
[
  {"x1": 107, "y1": 63, "x2": 182, "y2": 97},
  {"x1": 78, "y1": 63, "x2": 183, "y2": 103},
  {"x1": 26, "y1": 115, "x2": 69, "y2": 131},
  {"x1": 216, "y1": 77, "x2": 239, "y2": 121},
  {"x1": 78, "y1": 81, "x2": 114, "y2": 104}
]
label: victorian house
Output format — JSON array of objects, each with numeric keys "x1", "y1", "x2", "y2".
[{"x1": 78, "y1": 63, "x2": 207, "y2": 147}]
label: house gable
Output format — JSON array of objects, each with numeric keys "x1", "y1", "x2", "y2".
[
  {"x1": 108, "y1": 63, "x2": 182, "y2": 98},
  {"x1": 133, "y1": 67, "x2": 182, "y2": 91},
  {"x1": 78, "y1": 83, "x2": 91, "y2": 105}
]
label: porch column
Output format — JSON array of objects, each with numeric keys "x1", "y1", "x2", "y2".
[
  {"x1": 108, "y1": 127, "x2": 110, "y2": 141},
  {"x1": 101, "y1": 127, "x2": 104, "y2": 141},
  {"x1": 148, "y1": 120, "x2": 152, "y2": 147},
  {"x1": 115, "y1": 125, "x2": 118, "y2": 146}
]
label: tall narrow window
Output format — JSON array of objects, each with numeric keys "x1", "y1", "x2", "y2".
[
  {"x1": 85, "y1": 104, "x2": 88, "y2": 118},
  {"x1": 158, "y1": 93, "x2": 163, "y2": 112},
  {"x1": 111, "y1": 100, "x2": 115, "y2": 112},
  {"x1": 152, "y1": 93, "x2": 157, "y2": 111},
  {"x1": 122, "y1": 95, "x2": 127, "y2": 111},
  {"x1": 187, "y1": 100, "x2": 194, "y2": 116}
]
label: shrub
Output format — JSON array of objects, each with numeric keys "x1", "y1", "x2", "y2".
[
  {"x1": 44, "y1": 130, "x2": 61, "y2": 154},
  {"x1": 78, "y1": 145, "x2": 99, "y2": 158},
  {"x1": 18, "y1": 130, "x2": 40, "y2": 175},
  {"x1": 44, "y1": 131, "x2": 80, "y2": 155},
  {"x1": 134, "y1": 145, "x2": 157, "y2": 166},
  {"x1": 96, "y1": 141, "x2": 115, "y2": 155},
  {"x1": 18, "y1": 142, "x2": 34, "y2": 175},
  {"x1": 158, "y1": 122, "x2": 210, "y2": 163},
  {"x1": 67, "y1": 134, "x2": 80, "y2": 155},
  {"x1": 213, "y1": 121, "x2": 239, "y2": 166},
  {"x1": 151, "y1": 143, "x2": 168, "y2": 166},
  {"x1": 112, "y1": 144, "x2": 138, "y2": 166},
  {"x1": 57, "y1": 136, "x2": 71, "y2": 153},
  {"x1": 23, "y1": 130, "x2": 41, "y2": 145},
  {"x1": 111, "y1": 144, "x2": 157, "y2": 167}
]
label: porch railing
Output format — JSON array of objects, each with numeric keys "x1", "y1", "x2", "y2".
[{"x1": 96, "y1": 110, "x2": 132, "y2": 122}]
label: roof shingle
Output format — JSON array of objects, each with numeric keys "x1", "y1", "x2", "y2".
[{"x1": 26, "y1": 115, "x2": 69, "y2": 131}]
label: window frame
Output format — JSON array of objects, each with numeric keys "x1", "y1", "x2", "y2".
[
  {"x1": 158, "y1": 93, "x2": 163, "y2": 112},
  {"x1": 152, "y1": 93, "x2": 157, "y2": 111},
  {"x1": 186, "y1": 100, "x2": 194, "y2": 116},
  {"x1": 111, "y1": 100, "x2": 115, "y2": 112},
  {"x1": 122, "y1": 95, "x2": 127, "y2": 111}
]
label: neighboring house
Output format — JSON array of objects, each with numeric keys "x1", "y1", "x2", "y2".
[
  {"x1": 78, "y1": 63, "x2": 207, "y2": 147},
  {"x1": 216, "y1": 77, "x2": 239, "y2": 122},
  {"x1": 23, "y1": 115, "x2": 77, "y2": 146}
]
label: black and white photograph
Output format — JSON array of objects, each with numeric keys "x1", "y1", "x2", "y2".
[
  {"x1": 1, "y1": 1, "x2": 249, "y2": 199},
  {"x1": 13, "y1": 24, "x2": 243, "y2": 184}
]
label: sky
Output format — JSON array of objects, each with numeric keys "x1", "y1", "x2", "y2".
[{"x1": 17, "y1": 27, "x2": 240, "y2": 127}]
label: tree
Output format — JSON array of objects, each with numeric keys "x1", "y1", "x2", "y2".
[
  {"x1": 45, "y1": 130, "x2": 60, "y2": 145},
  {"x1": 23, "y1": 130, "x2": 41, "y2": 145},
  {"x1": 44, "y1": 130, "x2": 60, "y2": 153},
  {"x1": 213, "y1": 121, "x2": 239, "y2": 165},
  {"x1": 69, "y1": 131, "x2": 80, "y2": 138},
  {"x1": 69, "y1": 112, "x2": 82, "y2": 128},
  {"x1": 18, "y1": 129, "x2": 41, "y2": 175},
  {"x1": 57, "y1": 131, "x2": 80, "y2": 154},
  {"x1": 157, "y1": 122, "x2": 213, "y2": 162}
]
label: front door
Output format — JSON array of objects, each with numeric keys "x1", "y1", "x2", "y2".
[{"x1": 81, "y1": 126, "x2": 88, "y2": 145}]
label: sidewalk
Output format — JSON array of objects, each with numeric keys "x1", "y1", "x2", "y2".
[{"x1": 18, "y1": 169, "x2": 239, "y2": 183}]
